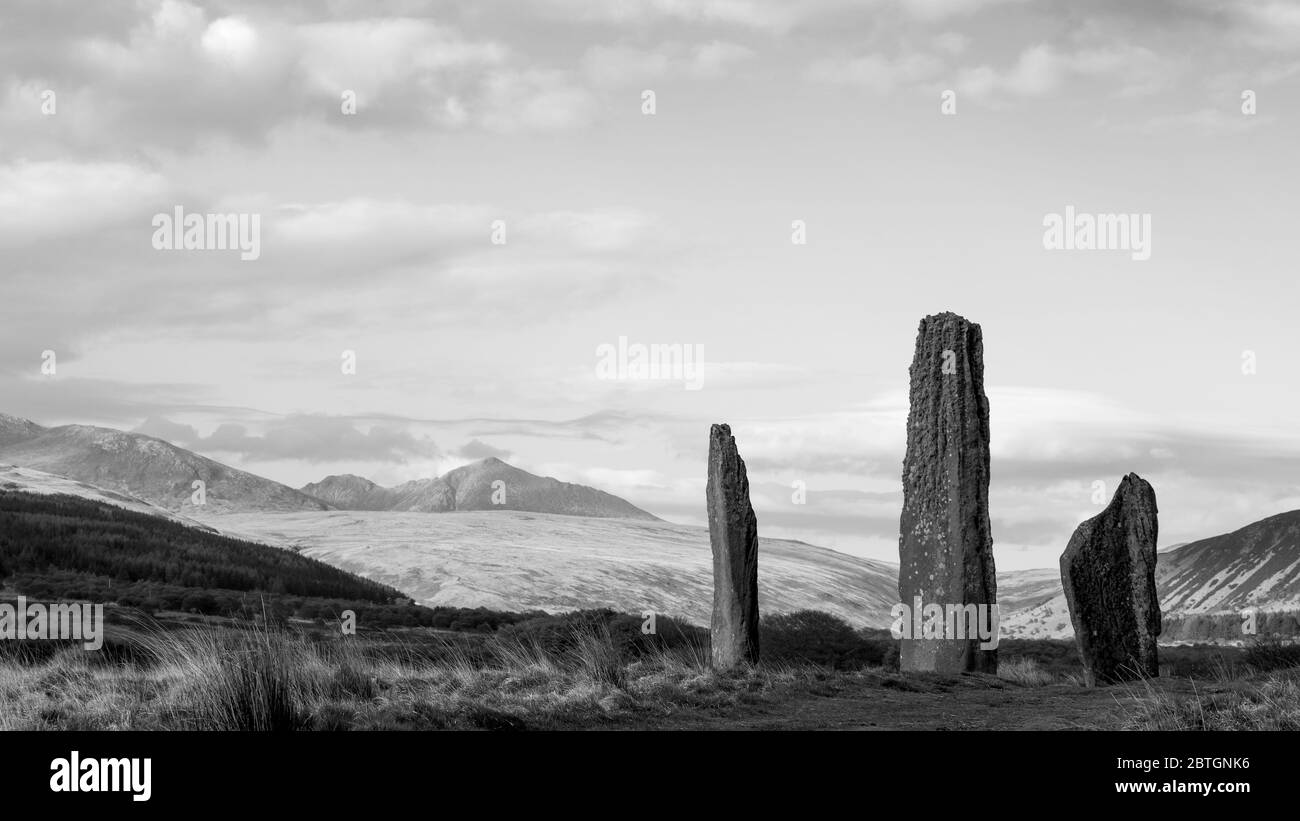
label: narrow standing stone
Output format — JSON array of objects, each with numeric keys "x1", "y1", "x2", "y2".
[
  {"x1": 1060, "y1": 473, "x2": 1160, "y2": 686},
  {"x1": 898, "y1": 312, "x2": 998, "y2": 673},
  {"x1": 707, "y1": 423, "x2": 760, "y2": 669}
]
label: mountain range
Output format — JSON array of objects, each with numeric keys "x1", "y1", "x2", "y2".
[
  {"x1": 0, "y1": 414, "x2": 654, "y2": 519},
  {"x1": 300, "y1": 460, "x2": 658, "y2": 520}
]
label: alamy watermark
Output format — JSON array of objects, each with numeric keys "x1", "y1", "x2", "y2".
[
  {"x1": 151, "y1": 206, "x2": 261, "y2": 261},
  {"x1": 1043, "y1": 206, "x2": 1151, "y2": 261},
  {"x1": 0, "y1": 597, "x2": 104, "y2": 651},
  {"x1": 890, "y1": 596, "x2": 1000, "y2": 650},
  {"x1": 50, "y1": 751, "x2": 151, "y2": 802},
  {"x1": 595, "y1": 336, "x2": 704, "y2": 390}
]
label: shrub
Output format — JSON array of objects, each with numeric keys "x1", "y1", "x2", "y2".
[
  {"x1": 761, "y1": 611, "x2": 887, "y2": 669},
  {"x1": 181, "y1": 591, "x2": 220, "y2": 615},
  {"x1": 1243, "y1": 637, "x2": 1300, "y2": 673}
]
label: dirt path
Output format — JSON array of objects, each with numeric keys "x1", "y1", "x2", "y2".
[{"x1": 624, "y1": 673, "x2": 1193, "y2": 730}]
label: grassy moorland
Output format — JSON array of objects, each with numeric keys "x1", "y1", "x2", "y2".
[
  {"x1": 4, "y1": 489, "x2": 1297, "y2": 730},
  {"x1": 1, "y1": 608, "x2": 1298, "y2": 731}
]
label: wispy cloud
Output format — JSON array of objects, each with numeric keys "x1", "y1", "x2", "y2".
[{"x1": 134, "y1": 414, "x2": 439, "y2": 463}]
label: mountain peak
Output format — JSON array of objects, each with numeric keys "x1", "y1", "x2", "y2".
[
  {"x1": 445, "y1": 456, "x2": 523, "y2": 481},
  {"x1": 0, "y1": 412, "x2": 44, "y2": 431},
  {"x1": 311, "y1": 473, "x2": 375, "y2": 486},
  {"x1": 0, "y1": 414, "x2": 48, "y2": 447},
  {"x1": 301, "y1": 474, "x2": 397, "y2": 511}
]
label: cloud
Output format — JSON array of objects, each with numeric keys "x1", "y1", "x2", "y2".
[
  {"x1": 692, "y1": 40, "x2": 757, "y2": 73},
  {"x1": 533, "y1": 0, "x2": 807, "y2": 33},
  {"x1": 536, "y1": 0, "x2": 1027, "y2": 32},
  {"x1": 201, "y1": 15, "x2": 260, "y2": 66},
  {"x1": 453, "y1": 439, "x2": 513, "y2": 461},
  {"x1": 0, "y1": 177, "x2": 669, "y2": 354},
  {"x1": 1112, "y1": 107, "x2": 1273, "y2": 135},
  {"x1": 956, "y1": 43, "x2": 1168, "y2": 101},
  {"x1": 0, "y1": 379, "x2": 209, "y2": 424},
  {"x1": 683, "y1": 386, "x2": 1300, "y2": 501},
  {"x1": 807, "y1": 51, "x2": 945, "y2": 93},
  {"x1": 266, "y1": 199, "x2": 658, "y2": 273},
  {"x1": 294, "y1": 18, "x2": 506, "y2": 94},
  {"x1": 0, "y1": 1, "x2": 594, "y2": 151},
  {"x1": 898, "y1": 0, "x2": 1031, "y2": 21},
  {"x1": 704, "y1": 407, "x2": 904, "y2": 477},
  {"x1": 0, "y1": 161, "x2": 170, "y2": 246},
  {"x1": 516, "y1": 208, "x2": 659, "y2": 252},
  {"x1": 1235, "y1": 1, "x2": 1300, "y2": 50},
  {"x1": 933, "y1": 31, "x2": 970, "y2": 55},
  {"x1": 582, "y1": 40, "x2": 755, "y2": 85},
  {"x1": 474, "y1": 69, "x2": 597, "y2": 132},
  {"x1": 134, "y1": 414, "x2": 439, "y2": 463},
  {"x1": 134, "y1": 416, "x2": 201, "y2": 443},
  {"x1": 270, "y1": 199, "x2": 494, "y2": 269},
  {"x1": 454, "y1": 410, "x2": 652, "y2": 443}
]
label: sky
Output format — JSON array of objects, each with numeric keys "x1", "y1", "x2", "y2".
[{"x1": 2, "y1": 0, "x2": 1299, "y2": 570}]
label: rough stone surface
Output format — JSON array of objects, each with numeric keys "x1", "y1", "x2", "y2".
[
  {"x1": 1060, "y1": 473, "x2": 1160, "y2": 686},
  {"x1": 707, "y1": 423, "x2": 760, "y2": 669},
  {"x1": 898, "y1": 312, "x2": 998, "y2": 673}
]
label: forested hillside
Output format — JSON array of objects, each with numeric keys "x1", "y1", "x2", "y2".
[{"x1": 0, "y1": 490, "x2": 413, "y2": 624}]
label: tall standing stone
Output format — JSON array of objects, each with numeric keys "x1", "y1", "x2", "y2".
[
  {"x1": 1060, "y1": 473, "x2": 1160, "y2": 686},
  {"x1": 898, "y1": 312, "x2": 998, "y2": 673},
  {"x1": 707, "y1": 423, "x2": 760, "y2": 669}
]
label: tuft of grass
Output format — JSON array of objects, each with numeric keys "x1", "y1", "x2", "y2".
[
  {"x1": 997, "y1": 657, "x2": 1054, "y2": 687},
  {"x1": 567, "y1": 624, "x2": 626, "y2": 690},
  {"x1": 145, "y1": 623, "x2": 320, "y2": 731}
]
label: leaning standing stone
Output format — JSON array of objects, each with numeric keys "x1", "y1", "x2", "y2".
[
  {"x1": 1060, "y1": 473, "x2": 1160, "y2": 686},
  {"x1": 707, "y1": 423, "x2": 760, "y2": 669}
]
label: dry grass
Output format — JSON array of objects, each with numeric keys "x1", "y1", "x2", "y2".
[
  {"x1": 0, "y1": 622, "x2": 808, "y2": 731},
  {"x1": 1111, "y1": 669, "x2": 1300, "y2": 730},
  {"x1": 8, "y1": 623, "x2": 1297, "y2": 731},
  {"x1": 997, "y1": 657, "x2": 1055, "y2": 687}
]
